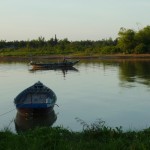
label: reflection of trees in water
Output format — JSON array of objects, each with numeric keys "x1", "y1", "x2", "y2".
[{"x1": 119, "y1": 61, "x2": 150, "y2": 87}]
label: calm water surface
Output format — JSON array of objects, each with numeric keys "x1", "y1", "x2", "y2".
[{"x1": 0, "y1": 59, "x2": 150, "y2": 132}]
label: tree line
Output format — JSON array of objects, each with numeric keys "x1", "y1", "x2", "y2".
[
  {"x1": 0, "y1": 25, "x2": 150, "y2": 56},
  {"x1": 118, "y1": 25, "x2": 150, "y2": 54}
]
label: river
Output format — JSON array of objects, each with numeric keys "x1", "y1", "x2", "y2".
[{"x1": 0, "y1": 59, "x2": 150, "y2": 132}]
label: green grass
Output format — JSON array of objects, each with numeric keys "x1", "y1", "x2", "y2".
[
  {"x1": 0, "y1": 47, "x2": 104, "y2": 57},
  {"x1": 1, "y1": 120, "x2": 150, "y2": 150}
]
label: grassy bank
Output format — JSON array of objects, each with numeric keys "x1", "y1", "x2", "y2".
[
  {"x1": 1, "y1": 53, "x2": 150, "y2": 62},
  {"x1": 1, "y1": 122, "x2": 150, "y2": 150},
  {"x1": 1, "y1": 46, "x2": 150, "y2": 61}
]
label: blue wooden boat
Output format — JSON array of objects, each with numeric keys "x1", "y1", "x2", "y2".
[
  {"x1": 29, "y1": 59, "x2": 79, "y2": 69},
  {"x1": 14, "y1": 81, "x2": 57, "y2": 114}
]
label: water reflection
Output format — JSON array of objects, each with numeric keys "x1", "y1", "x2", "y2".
[
  {"x1": 1, "y1": 59, "x2": 150, "y2": 131},
  {"x1": 29, "y1": 67, "x2": 79, "y2": 78},
  {"x1": 119, "y1": 61, "x2": 150, "y2": 87},
  {"x1": 14, "y1": 110, "x2": 57, "y2": 133}
]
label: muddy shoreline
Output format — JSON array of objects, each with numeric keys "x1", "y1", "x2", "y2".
[{"x1": 0, "y1": 54, "x2": 150, "y2": 62}]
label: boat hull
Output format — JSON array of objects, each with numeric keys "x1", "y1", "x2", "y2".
[
  {"x1": 14, "y1": 81, "x2": 57, "y2": 116},
  {"x1": 30, "y1": 60, "x2": 79, "y2": 69},
  {"x1": 17, "y1": 107, "x2": 54, "y2": 115},
  {"x1": 16, "y1": 103, "x2": 55, "y2": 115}
]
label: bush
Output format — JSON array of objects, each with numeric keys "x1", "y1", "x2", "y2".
[
  {"x1": 134, "y1": 43, "x2": 146, "y2": 54},
  {"x1": 101, "y1": 46, "x2": 120, "y2": 54}
]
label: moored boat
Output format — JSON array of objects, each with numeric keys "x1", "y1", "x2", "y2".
[
  {"x1": 14, "y1": 81, "x2": 57, "y2": 115},
  {"x1": 29, "y1": 59, "x2": 79, "y2": 69}
]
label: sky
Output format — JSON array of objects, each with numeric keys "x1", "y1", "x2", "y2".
[{"x1": 0, "y1": 0, "x2": 150, "y2": 41}]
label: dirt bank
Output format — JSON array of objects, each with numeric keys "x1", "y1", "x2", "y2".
[{"x1": 0, "y1": 54, "x2": 150, "y2": 62}]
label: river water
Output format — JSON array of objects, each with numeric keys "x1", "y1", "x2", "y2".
[{"x1": 0, "y1": 59, "x2": 150, "y2": 132}]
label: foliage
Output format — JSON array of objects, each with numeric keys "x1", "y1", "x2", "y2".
[
  {"x1": 100, "y1": 46, "x2": 120, "y2": 54},
  {"x1": 0, "y1": 25, "x2": 150, "y2": 56},
  {"x1": 134, "y1": 43, "x2": 146, "y2": 54},
  {"x1": 0, "y1": 36, "x2": 118, "y2": 56},
  {"x1": 117, "y1": 28, "x2": 136, "y2": 54},
  {"x1": 117, "y1": 25, "x2": 150, "y2": 54},
  {"x1": 1, "y1": 121, "x2": 150, "y2": 150}
]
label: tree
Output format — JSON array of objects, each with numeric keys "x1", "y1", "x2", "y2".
[
  {"x1": 135, "y1": 26, "x2": 150, "y2": 44},
  {"x1": 117, "y1": 27, "x2": 136, "y2": 53},
  {"x1": 135, "y1": 26, "x2": 150, "y2": 53},
  {"x1": 38, "y1": 36, "x2": 45, "y2": 47}
]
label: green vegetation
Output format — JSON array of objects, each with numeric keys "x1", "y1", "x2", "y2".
[
  {"x1": 0, "y1": 25, "x2": 150, "y2": 56},
  {"x1": 0, "y1": 37, "x2": 117, "y2": 56},
  {"x1": 118, "y1": 26, "x2": 150, "y2": 54},
  {"x1": 1, "y1": 120, "x2": 150, "y2": 149}
]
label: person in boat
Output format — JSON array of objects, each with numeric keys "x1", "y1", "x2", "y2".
[{"x1": 63, "y1": 58, "x2": 67, "y2": 63}]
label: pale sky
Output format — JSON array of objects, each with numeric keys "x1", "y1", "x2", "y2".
[{"x1": 0, "y1": 0, "x2": 150, "y2": 41}]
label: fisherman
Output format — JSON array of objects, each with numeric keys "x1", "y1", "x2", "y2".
[{"x1": 63, "y1": 58, "x2": 67, "y2": 63}]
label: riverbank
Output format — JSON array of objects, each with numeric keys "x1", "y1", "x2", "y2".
[
  {"x1": 1, "y1": 54, "x2": 150, "y2": 62},
  {"x1": 1, "y1": 126, "x2": 150, "y2": 150}
]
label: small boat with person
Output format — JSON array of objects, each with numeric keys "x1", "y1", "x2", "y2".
[
  {"x1": 14, "y1": 81, "x2": 57, "y2": 114},
  {"x1": 29, "y1": 59, "x2": 79, "y2": 69}
]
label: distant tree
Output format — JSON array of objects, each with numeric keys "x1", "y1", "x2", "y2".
[
  {"x1": 117, "y1": 27, "x2": 136, "y2": 53},
  {"x1": 54, "y1": 34, "x2": 58, "y2": 45},
  {"x1": 135, "y1": 26, "x2": 150, "y2": 44},
  {"x1": 57, "y1": 38, "x2": 70, "y2": 52},
  {"x1": 135, "y1": 26, "x2": 150, "y2": 53},
  {"x1": 38, "y1": 36, "x2": 45, "y2": 47},
  {"x1": 1, "y1": 25, "x2": 150, "y2": 55},
  {"x1": 0, "y1": 40, "x2": 6, "y2": 49},
  {"x1": 134, "y1": 43, "x2": 146, "y2": 54}
]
